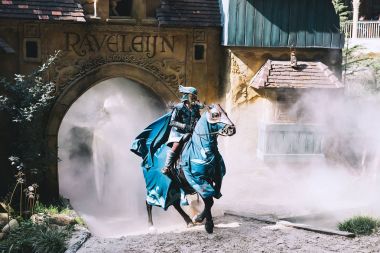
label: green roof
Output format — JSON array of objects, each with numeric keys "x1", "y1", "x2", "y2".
[{"x1": 222, "y1": 0, "x2": 344, "y2": 49}]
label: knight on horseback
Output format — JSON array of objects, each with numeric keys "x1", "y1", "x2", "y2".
[{"x1": 161, "y1": 85, "x2": 204, "y2": 175}]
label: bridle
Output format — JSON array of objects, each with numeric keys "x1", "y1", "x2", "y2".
[{"x1": 194, "y1": 125, "x2": 233, "y2": 137}]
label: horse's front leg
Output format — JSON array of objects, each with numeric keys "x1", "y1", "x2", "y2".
[
  {"x1": 173, "y1": 200, "x2": 194, "y2": 227},
  {"x1": 198, "y1": 197, "x2": 214, "y2": 233},
  {"x1": 204, "y1": 197, "x2": 214, "y2": 233},
  {"x1": 146, "y1": 201, "x2": 153, "y2": 227}
]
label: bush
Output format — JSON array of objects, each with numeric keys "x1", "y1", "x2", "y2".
[
  {"x1": 32, "y1": 228, "x2": 69, "y2": 253},
  {"x1": 33, "y1": 201, "x2": 71, "y2": 216},
  {"x1": 338, "y1": 216, "x2": 379, "y2": 235},
  {"x1": 0, "y1": 220, "x2": 71, "y2": 253}
]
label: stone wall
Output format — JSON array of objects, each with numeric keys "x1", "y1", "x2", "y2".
[{"x1": 0, "y1": 19, "x2": 222, "y2": 198}]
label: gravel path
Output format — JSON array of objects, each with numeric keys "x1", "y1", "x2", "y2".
[{"x1": 77, "y1": 215, "x2": 380, "y2": 253}]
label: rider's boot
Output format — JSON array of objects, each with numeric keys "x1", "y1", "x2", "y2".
[{"x1": 161, "y1": 150, "x2": 177, "y2": 175}]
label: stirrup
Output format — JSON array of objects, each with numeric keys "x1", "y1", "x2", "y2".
[{"x1": 161, "y1": 167, "x2": 171, "y2": 175}]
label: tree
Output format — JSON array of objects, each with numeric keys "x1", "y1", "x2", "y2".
[
  {"x1": 333, "y1": 0, "x2": 351, "y2": 23},
  {"x1": 0, "y1": 51, "x2": 60, "y2": 184}
]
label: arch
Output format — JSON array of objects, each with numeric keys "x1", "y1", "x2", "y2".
[{"x1": 45, "y1": 63, "x2": 178, "y2": 198}]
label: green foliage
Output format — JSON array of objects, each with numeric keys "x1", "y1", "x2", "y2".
[
  {"x1": 0, "y1": 51, "x2": 59, "y2": 123},
  {"x1": 31, "y1": 228, "x2": 69, "y2": 253},
  {"x1": 338, "y1": 216, "x2": 379, "y2": 235},
  {"x1": 74, "y1": 216, "x2": 86, "y2": 226},
  {"x1": 343, "y1": 43, "x2": 380, "y2": 95},
  {"x1": 0, "y1": 51, "x2": 60, "y2": 182},
  {"x1": 333, "y1": 0, "x2": 351, "y2": 23},
  {"x1": 0, "y1": 220, "x2": 70, "y2": 253},
  {"x1": 33, "y1": 202, "x2": 72, "y2": 216}
]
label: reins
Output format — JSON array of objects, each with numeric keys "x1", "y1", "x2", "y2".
[{"x1": 194, "y1": 130, "x2": 220, "y2": 136}]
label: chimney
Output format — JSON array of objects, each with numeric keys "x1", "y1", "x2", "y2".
[{"x1": 290, "y1": 48, "x2": 297, "y2": 68}]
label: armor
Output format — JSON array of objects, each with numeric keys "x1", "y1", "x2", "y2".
[
  {"x1": 163, "y1": 85, "x2": 204, "y2": 174},
  {"x1": 167, "y1": 102, "x2": 203, "y2": 144}
]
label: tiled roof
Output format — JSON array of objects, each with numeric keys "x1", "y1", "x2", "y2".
[
  {"x1": 0, "y1": 37, "x2": 15, "y2": 53},
  {"x1": 157, "y1": 0, "x2": 221, "y2": 27},
  {"x1": 0, "y1": 0, "x2": 85, "y2": 22},
  {"x1": 250, "y1": 60, "x2": 343, "y2": 89}
]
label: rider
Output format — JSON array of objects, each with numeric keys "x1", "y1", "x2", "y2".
[{"x1": 162, "y1": 85, "x2": 204, "y2": 175}]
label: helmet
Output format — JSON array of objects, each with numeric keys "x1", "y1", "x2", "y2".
[
  {"x1": 179, "y1": 85, "x2": 198, "y2": 102},
  {"x1": 179, "y1": 85, "x2": 198, "y2": 95}
]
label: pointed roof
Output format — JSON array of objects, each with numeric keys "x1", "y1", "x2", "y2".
[
  {"x1": 250, "y1": 60, "x2": 343, "y2": 89},
  {"x1": 0, "y1": 0, "x2": 85, "y2": 22}
]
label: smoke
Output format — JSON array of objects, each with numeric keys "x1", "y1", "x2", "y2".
[
  {"x1": 58, "y1": 76, "x2": 380, "y2": 234},
  {"x1": 58, "y1": 77, "x2": 185, "y2": 237},
  {"x1": 219, "y1": 89, "x2": 380, "y2": 226}
]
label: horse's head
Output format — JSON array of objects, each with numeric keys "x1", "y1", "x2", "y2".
[{"x1": 206, "y1": 104, "x2": 236, "y2": 136}]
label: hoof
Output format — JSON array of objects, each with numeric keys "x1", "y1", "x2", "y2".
[
  {"x1": 148, "y1": 226, "x2": 158, "y2": 233},
  {"x1": 187, "y1": 222, "x2": 195, "y2": 228},
  {"x1": 192, "y1": 213, "x2": 205, "y2": 223},
  {"x1": 205, "y1": 220, "x2": 214, "y2": 234}
]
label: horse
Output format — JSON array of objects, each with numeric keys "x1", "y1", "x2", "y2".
[{"x1": 131, "y1": 104, "x2": 236, "y2": 233}]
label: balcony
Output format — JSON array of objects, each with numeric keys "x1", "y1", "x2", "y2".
[
  {"x1": 342, "y1": 21, "x2": 380, "y2": 39},
  {"x1": 257, "y1": 122, "x2": 325, "y2": 162}
]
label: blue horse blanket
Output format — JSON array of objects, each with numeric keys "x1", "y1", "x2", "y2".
[{"x1": 131, "y1": 112, "x2": 225, "y2": 209}]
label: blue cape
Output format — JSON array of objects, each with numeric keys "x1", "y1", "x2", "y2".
[
  {"x1": 131, "y1": 112, "x2": 225, "y2": 209},
  {"x1": 131, "y1": 113, "x2": 181, "y2": 209}
]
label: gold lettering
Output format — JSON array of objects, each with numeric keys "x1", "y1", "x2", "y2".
[
  {"x1": 79, "y1": 34, "x2": 96, "y2": 54},
  {"x1": 120, "y1": 34, "x2": 131, "y2": 52},
  {"x1": 146, "y1": 36, "x2": 157, "y2": 58},
  {"x1": 91, "y1": 34, "x2": 107, "y2": 51},
  {"x1": 132, "y1": 36, "x2": 143, "y2": 52},
  {"x1": 65, "y1": 32, "x2": 85, "y2": 56},
  {"x1": 107, "y1": 34, "x2": 118, "y2": 52},
  {"x1": 161, "y1": 36, "x2": 175, "y2": 53}
]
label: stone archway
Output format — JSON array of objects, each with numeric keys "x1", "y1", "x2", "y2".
[{"x1": 45, "y1": 63, "x2": 179, "y2": 198}]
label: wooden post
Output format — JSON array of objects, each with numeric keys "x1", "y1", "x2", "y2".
[{"x1": 352, "y1": 0, "x2": 361, "y2": 39}]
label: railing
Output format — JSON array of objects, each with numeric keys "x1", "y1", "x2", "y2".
[
  {"x1": 341, "y1": 21, "x2": 380, "y2": 38},
  {"x1": 257, "y1": 123, "x2": 325, "y2": 161}
]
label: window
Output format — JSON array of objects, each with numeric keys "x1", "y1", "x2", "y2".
[
  {"x1": 109, "y1": 0, "x2": 133, "y2": 17},
  {"x1": 257, "y1": 95, "x2": 324, "y2": 161},
  {"x1": 24, "y1": 38, "x2": 40, "y2": 62},
  {"x1": 146, "y1": 0, "x2": 160, "y2": 18},
  {"x1": 194, "y1": 44, "x2": 206, "y2": 61}
]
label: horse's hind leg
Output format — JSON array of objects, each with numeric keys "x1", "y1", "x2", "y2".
[
  {"x1": 146, "y1": 201, "x2": 153, "y2": 227},
  {"x1": 173, "y1": 200, "x2": 194, "y2": 227}
]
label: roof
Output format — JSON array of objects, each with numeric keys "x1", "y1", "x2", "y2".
[
  {"x1": 0, "y1": 37, "x2": 15, "y2": 53},
  {"x1": 249, "y1": 60, "x2": 343, "y2": 89},
  {"x1": 223, "y1": 0, "x2": 344, "y2": 49},
  {"x1": 157, "y1": 0, "x2": 221, "y2": 27},
  {"x1": 0, "y1": 0, "x2": 85, "y2": 22}
]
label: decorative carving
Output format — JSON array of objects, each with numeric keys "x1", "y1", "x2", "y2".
[
  {"x1": 230, "y1": 54, "x2": 259, "y2": 106},
  {"x1": 231, "y1": 56, "x2": 242, "y2": 75},
  {"x1": 53, "y1": 53, "x2": 185, "y2": 95}
]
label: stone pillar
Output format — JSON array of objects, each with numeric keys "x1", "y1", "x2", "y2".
[{"x1": 352, "y1": 0, "x2": 361, "y2": 39}]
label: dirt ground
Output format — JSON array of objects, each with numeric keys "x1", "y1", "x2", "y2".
[{"x1": 77, "y1": 214, "x2": 380, "y2": 253}]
